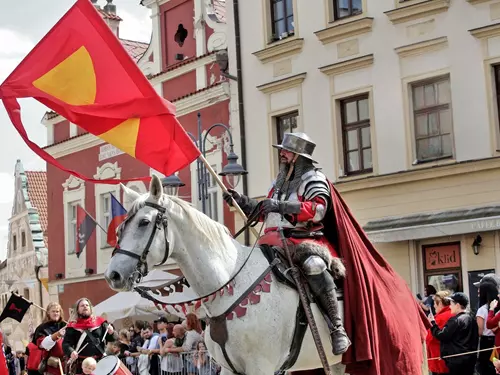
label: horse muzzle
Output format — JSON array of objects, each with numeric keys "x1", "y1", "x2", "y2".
[{"x1": 104, "y1": 269, "x2": 137, "y2": 291}]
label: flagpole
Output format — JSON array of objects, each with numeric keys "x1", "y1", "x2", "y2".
[
  {"x1": 12, "y1": 292, "x2": 69, "y2": 324},
  {"x1": 198, "y1": 154, "x2": 260, "y2": 238},
  {"x1": 78, "y1": 205, "x2": 108, "y2": 234},
  {"x1": 12, "y1": 292, "x2": 46, "y2": 313}
]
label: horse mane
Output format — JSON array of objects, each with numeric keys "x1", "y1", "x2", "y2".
[{"x1": 127, "y1": 193, "x2": 233, "y2": 253}]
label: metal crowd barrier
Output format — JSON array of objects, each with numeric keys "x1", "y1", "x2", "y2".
[{"x1": 122, "y1": 350, "x2": 221, "y2": 375}]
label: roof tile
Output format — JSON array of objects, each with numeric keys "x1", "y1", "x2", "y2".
[
  {"x1": 25, "y1": 171, "x2": 48, "y2": 247},
  {"x1": 120, "y1": 38, "x2": 149, "y2": 62}
]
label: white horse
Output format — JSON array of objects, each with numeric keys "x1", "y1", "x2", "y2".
[{"x1": 104, "y1": 175, "x2": 344, "y2": 375}]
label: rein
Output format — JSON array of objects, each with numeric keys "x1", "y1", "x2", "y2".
[
  {"x1": 234, "y1": 201, "x2": 263, "y2": 238},
  {"x1": 112, "y1": 199, "x2": 265, "y2": 306},
  {"x1": 111, "y1": 201, "x2": 170, "y2": 278}
]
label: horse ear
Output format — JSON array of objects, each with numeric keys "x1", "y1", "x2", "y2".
[
  {"x1": 121, "y1": 183, "x2": 140, "y2": 202},
  {"x1": 149, "y1": 174, "x2": 163, "y2": 200}
]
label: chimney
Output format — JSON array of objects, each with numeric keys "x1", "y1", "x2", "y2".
[
  {"x1": 103, "y1": 0, "x2": 116, "y2": 14},
  {"x1": 102, "y1": 0, "x2": 121, "y2": 37}
]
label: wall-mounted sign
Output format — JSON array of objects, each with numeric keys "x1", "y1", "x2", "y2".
[
  {"x1": 425, "y1": 243, "x2": 461, "y2": 270},
  {"x1": 99, "y1": 144, "x2": 124, "y2": 161}
]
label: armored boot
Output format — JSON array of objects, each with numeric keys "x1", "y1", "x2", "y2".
[{"x1": 302, "y1": 255, "x2": 350, "y2": 355}]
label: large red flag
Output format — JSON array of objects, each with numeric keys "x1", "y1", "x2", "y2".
[{"x1": 0, "y1": 0, "x2": 200, "y2": 184}]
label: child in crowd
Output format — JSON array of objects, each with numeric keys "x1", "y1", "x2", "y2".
[{"x1": 81, "y1": 358, "x2": 97, "y2": 375}]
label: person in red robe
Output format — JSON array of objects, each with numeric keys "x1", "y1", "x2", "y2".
[
  {"x1": 62, "y1": 298, "x2": 117, "y2": 374},
  {"x1": 224, "y1": 132, "x2": 429, "y2": 375},
  {"x1": 32, "y1": 302, "x2": 67, "y2": 375}
]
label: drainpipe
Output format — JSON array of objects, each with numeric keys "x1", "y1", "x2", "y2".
[
  {"x1": 35, "y1": 265, "x2": 44, "y2": 321},
  {"x1": 232, "y1": 0, "x2": 250, "y2": 246}
]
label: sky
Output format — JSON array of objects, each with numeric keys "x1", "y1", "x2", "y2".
[{"x1": 0, "y1": 0, "x2": 152, "y2": 260}]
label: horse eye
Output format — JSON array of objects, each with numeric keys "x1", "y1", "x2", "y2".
[{"x1": 139, "y1": 218, "x2": 150, "y2": 227}]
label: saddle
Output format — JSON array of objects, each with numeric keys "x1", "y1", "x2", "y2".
[{"x1": 258, "y1": 244, "x2": 340, "y2": 371}]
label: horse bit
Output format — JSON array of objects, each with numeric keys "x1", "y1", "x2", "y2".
[{"x1": 111, "y1": 201, "x2": 170, "y2": 278}]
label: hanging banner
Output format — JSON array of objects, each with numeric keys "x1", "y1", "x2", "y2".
[{"x1": 40, "y1": 278, "x2": 49, "y2": 292}]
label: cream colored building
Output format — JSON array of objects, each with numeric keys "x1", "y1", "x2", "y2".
[
  {"x1": 226, "y1": 0, "x2": 500, "y2": 303},
  {"x1": 0, "y1": 160, "x2": 49, "y2": 351}
]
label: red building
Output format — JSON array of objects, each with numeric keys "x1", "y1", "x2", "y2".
[{"x1": 44, "y1": 0, "x2": 234, "y2": 315}]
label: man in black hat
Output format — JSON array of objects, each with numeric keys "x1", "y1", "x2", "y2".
[{"x1": 430, "y1": 292, "x2": 479, "y2": 375}]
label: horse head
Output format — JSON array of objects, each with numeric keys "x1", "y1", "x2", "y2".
[{"x1": 104, "y1": 174, "x2": 174, "y2": 291}]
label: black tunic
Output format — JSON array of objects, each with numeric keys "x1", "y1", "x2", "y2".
[{"x1": 62, "y1": 322, "x2": 117, "y2": 359}]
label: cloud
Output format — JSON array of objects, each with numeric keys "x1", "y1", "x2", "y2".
[
  {"x1": 0, "y1": 29, "x2": 34, "y2": 57},
  {"x1": 0, "y1": 29, "x2": 44, "y2": 261},
  {"x1": 0, "y1": 174, "x2": 15, "y2": 205},
  {"x1": 119, "y1": 9, "x2": 152, "y2": 43}
]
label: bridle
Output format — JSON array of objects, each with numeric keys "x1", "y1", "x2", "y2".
[{"x1": 111, "y1": 201, "x2": 170, "y2": 278}]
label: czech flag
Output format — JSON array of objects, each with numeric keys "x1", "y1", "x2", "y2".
[{"x1": 107, "y1": 194, "x2": 127, "y2": 247}]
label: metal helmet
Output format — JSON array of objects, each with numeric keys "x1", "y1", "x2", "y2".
[{"x1": 272, "y1": 132, "x2": 317, "y2": 163}]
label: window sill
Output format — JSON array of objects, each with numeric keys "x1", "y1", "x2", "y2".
[
  {"x1": 384, "y1": 0, "x2": 450, "y2": 25},
  {"x1": 411, "y1": 156, "x2": 455, "y2": 169},
  {"x1": 337, "y1": 171, "x2": 374, "y2": 182},
  {"x1": 253, "y1": 37, "x2": 305, "y2": 64},
  {"x1": 467, "y1": 0, "x2": 491, "y2": 4},
  {"x1": 314, "y1": 17, "x2": 374, "y2": 45}
]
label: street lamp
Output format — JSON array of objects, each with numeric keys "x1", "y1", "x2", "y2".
[
  {"x1": 161, "y1": 174, "x2": 185, "y2": 196},
  {"x1": 162, "y1": 112, "x2": 247, "y2": 214},
  {"x1": 219, "y1": 149, "x2": 245, "y2": 189}
]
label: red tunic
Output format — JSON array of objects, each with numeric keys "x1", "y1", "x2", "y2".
[{"x1": 36, "y1": 335, "x2": 65, "y2": 375}]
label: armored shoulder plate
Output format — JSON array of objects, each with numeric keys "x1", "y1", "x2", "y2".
[{"x1": 298, "y1": 170, "x2": 330, "y2": 202}]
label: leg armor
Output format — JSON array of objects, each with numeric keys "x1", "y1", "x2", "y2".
[{"x1": 302, "y1": 255, "x2": 350, "y2": 355}]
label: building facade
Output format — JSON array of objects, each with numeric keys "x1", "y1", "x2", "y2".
[
  {"x1": 229, "y1": 0, "x2": 500, "y2": 307},
  {"x1": 0, "y1": 160, "x2": 49, "y2": 351},
  {"x1": 45, "y1": 0, "x2": 237, "y2": 315}
]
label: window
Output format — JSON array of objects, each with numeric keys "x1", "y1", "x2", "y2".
[
  {"x1": 412, "y1": 77, "x2": 452, "y2": 162},
  {"x1": 333, "y1": 0, "x2": 362, "y2": 20},
  {"x1": 203, "y1": 165, "x2": 219, "y2": 222},
  {"x1": 494, "y1": 65, "x2": 500, "y2": 129},
  {"x1": 340, "y1": 95, "x2": 372, "y2": 175},
  {"x1": 12, "y1": 234, "x2": 17, "y2": 251},
  {"x1": 191, "y1": 154, "x2": 223, "y2": 223},
  {"x1": 68, "y1": 203, "x2": 78, "y2": 254},
  {"x1": 423, "y1": 242, "x2": 462, "y2": 293},
  {"x1": 23, "y1": 288, "x2": 29, "y2": 300},
  {"x1": 101, "y1": 194, "x2": 112, "y2": 248},
  {"x1": 21, "y1": 231, "x2": 26, "y2": 247},
  {"x1": 270, "y1": 0, "x2": 294, "y2": 42},
  {"x1": 275, "y1": 111, "x2": 298, "y2": 144}
]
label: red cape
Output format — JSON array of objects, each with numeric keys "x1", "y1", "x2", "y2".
[{"x1": 326, "y1": 182, "x2": 430, "y2": 375}]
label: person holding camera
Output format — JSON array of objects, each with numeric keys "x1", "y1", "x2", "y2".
[{"x1": 430, "y1": 292, "x2": 479, "y2": 375}]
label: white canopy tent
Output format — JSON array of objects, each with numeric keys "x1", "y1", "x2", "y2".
[{"x1": 94, "y1": 269, "x2": 201, "y2": 326}]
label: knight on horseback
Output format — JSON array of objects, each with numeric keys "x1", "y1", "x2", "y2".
[{"x1": 223, "y1": 132, "x2": 350, "y2": 356}]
